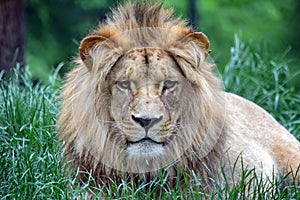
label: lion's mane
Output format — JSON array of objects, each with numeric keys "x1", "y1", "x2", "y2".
[{"x1": 58, "y1": 2, "x2": 226, "y2": 187}]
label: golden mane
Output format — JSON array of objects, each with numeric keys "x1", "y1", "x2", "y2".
[
  {"x1": 58, "y1": 1, "x2": 225, "y2": 186},
  {"x1": 79, "y1": 2, "x2": 210, "y2": 66}
]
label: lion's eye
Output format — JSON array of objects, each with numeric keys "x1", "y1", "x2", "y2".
[
  {"x1": 117, "y1": 80, "x2": 131, "y2": 90},
  {"x1": 163, "y1": 80, "x2": 177, "y2": 90}
]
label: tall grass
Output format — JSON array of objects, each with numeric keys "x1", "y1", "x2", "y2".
[
  {"x1": 0, "y1": 65, "x2": 70, "y2": 199},
  {"x1": 0, "y1": 38, "x2": 299, "y2": 199},
  {"x1": 223, "y1": 36, "x2": 300, "y2": 139}
]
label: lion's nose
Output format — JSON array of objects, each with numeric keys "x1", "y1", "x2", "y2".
[{"x1": 132, "y1": 115, "x2": 163, "y2": 130}]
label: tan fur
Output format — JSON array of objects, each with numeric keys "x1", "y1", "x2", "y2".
[{"x1": 57, "y1": 2, "x2": 300, "y2": 192}]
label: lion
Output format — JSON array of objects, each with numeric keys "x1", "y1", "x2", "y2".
[{"x1": 57, "y1": 2, "x2": 300, "y2": 195}]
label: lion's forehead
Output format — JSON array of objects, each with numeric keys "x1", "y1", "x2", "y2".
[
  {"x1": 126, "y1": 48, "x2": 165, "y2": 62},
  {"x1": 116, "y1": 48, "x2": 179, "y2": 81}
]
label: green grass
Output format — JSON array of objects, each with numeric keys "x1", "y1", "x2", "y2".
[
  {"x1": 1, "y1": 38, "x2": 299, "y2": 199},
  {"x1": 223, "y1": 36, "x2": 300, "y2": 139}
]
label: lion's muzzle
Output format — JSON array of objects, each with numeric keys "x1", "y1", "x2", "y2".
[{"x1": 131, "y1": 115, "x2": 163, "y2": 132}]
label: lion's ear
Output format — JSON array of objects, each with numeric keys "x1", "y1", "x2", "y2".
[
  {"x1": 187, "y1": 32, "x2": 211, "y2": 56},
  {"x1": 79, "y1": 35, "x2": 108, "y2": 70}
]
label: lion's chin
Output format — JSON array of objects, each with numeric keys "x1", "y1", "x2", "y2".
[
  {"x1": 126, "y1": 139, "x2": 165, "y2": 157},
  {"x1": 123, "y1": 139, "x2": 183, "y2": 173}
]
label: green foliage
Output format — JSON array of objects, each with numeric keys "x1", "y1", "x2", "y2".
[
  {"x1": 26, "y1": 0, "x2": 116, "y2": 80},
  {"x1": 1, "y1": 40, "x2": 299, "y2": 199},
  {"x1": 198, "y1": 0, "x2": 296, "y2": 67},
  {"x1": 26, "y1": 0, "x2": 300, "y2": 89}
]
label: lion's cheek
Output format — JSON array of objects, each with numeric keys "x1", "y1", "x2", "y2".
[
  {"x1": 110, "y1": 90, "x2": 131, "y2": 121},
  {"x1": 110, "y1": 101, "x2": 121, "y2": 121},
  {"x1": 164, "y1": 93, "x2": 180, "y2": 121}
]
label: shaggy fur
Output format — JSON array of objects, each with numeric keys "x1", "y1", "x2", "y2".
[{"x1": 57, "y1": 1, "x2": 300, "y2": 193}]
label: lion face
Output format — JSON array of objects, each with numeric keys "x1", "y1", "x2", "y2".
[
  {"x1": 109, "y1": 48, "x2": 185, "y2": 158},
  {"x1": 80, "y1": 28, "x2": 224, "y2": 172}
]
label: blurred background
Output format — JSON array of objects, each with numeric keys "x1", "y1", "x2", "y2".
[{"x1": 0, "y1": 0, "x2": 299, "y2": 88}]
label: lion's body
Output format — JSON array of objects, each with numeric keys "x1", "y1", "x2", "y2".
[
  {"x1": 57, "y1": 2, "x2": 300, "y2": 192},
  {"x1": 223, "y1": 93, "x2": 300, "y2": 178}
]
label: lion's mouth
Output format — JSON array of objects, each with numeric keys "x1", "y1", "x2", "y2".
[
  {"x1": 127, "y1": 137, "x2": 166, "y2": 146},
  {"x1": 125, "y1": 119, "x2": 180, "y2": 148}
]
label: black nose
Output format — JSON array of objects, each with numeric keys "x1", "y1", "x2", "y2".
[{"x1": 132, "y1": 115, "x2": 163, "y2": 130}]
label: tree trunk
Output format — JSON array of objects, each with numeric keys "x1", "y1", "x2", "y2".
[
  {"x1": 0, "y1": 0, "x2": 26, "y2": 75},
  {"x1": 189, "y1": 0, "x2": 198, "y2": 29}
]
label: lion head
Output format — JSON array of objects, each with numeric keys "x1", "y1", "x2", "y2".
[{"x1": 58, "y1": 2, "x2": 225, "y2": 182}]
